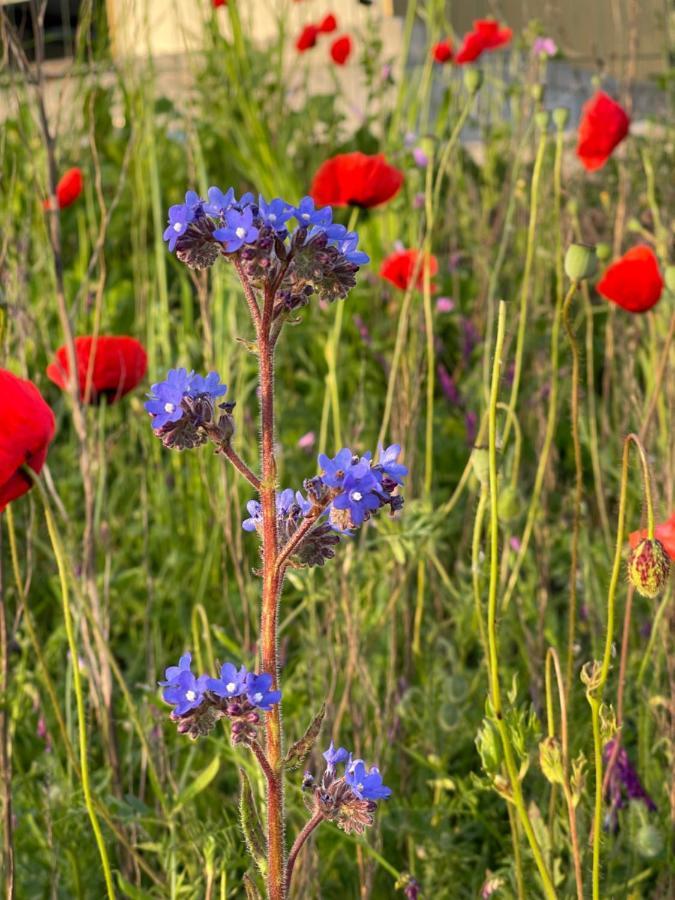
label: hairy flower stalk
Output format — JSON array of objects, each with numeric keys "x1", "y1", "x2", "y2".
[{"x1": 152, "y1": 188, "x2": 402, "y2": 899}]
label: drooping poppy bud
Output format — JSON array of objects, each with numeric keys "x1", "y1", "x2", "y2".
[
  {"x1": 296, "y1": 24, "x2": 319, "y2": 52},
  {"x1": 576, "y1": 91, "x2": 629, "y2": 171},
  {"x1": 629, "y1": 512, "x2": 675, "y2": 561},
  {"x1": 46, "y1": 336, "x2": 148, "y2": 404},
  {"x1": 597, "y1": 245, "x2": 663, "y2": 313},
  {"x1": 310, "y1": 152, "x2": 403, "y2": 208},
  {"x1": 330, "y1": 35, "x2": 352, "y2": 65},
  {"x1": 564, "y1": 243, "x2": 597, "y2": 281},
  {"x1": 379, "y1": 249, "x2": 438, "y2": 292},
  {"x1": 0, "y1": 370, "x2": 55, "y2": 513},
  {"x1": 627, "y1": 538, "x2": 670, "y2": 598}
]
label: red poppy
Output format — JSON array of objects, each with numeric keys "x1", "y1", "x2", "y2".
[
  {"x1": 296, "y1": 24, "x2": 319, "y2": 52},
  {"x1": 43, "y1": 167, "x2": 83, "y2": 210},
  {"x1": 310, "y1": 152, "x2": 404, "y2": 209},
  {"x1": 455, "y1": 19, "x2": 512, "y2": 64},
  {"x1": 576, "y1": 91, "x2": 629, "y2": 171},
  {"x1": 330, "y1": 35, "x2": 352, "y2": 65},
  {"x1": 318, "y1": 14, "x2": 337, "y2": 33},
  {"x1": 630, "y1": 512, "x2": 675, "y2": 561},
  {"x1": 597, "y1": 245, "x2": 663, "y2": 313},
  {"x1": 379, "y1": 249, "x2": 439, "y2": 291},
  {"x1": 432, "y1": 39, "x2": 453, "y2": 64},
  {"x1": 46, "y1": 336, "x2": 148, "y2": 403},
  {"x1": 212, "y1": 0, "x2": 227, "y2": 6},
  {"x1": 0, "y1": 370, "x2": 55, "y2": 513}
]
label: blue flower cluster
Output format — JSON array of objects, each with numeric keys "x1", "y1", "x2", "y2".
[
  {"x1": 145, "y1": 368, "x2": 233, "y2": 450},
  {"x1": 162, "y1": 187, "x2": 369, "y2": 307},
  {"x1": 323, "y1": 741, "x2": 392, "y2": 801},
  {"x1": 160, "y1": 653, "x2": 281, "y2": 741}
]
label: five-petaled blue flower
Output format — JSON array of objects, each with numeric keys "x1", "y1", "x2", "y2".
[
  {"x1": 159, "y1": 651, "x2": 193, "y2": 686},
  {"x1": 144, "y1": 367, "x2": 192, "y2": 429},
  {"x1": 332, "y1": 467, "x2": 380, "y2": 526},
  {"x1": 345, "y1": 759, "x2": 392, "y2": 801},
  {"x1": 246, "y1": 673, "x2": 282, "y2": 711},
  {"x1": 213, "y1": 207, "x2": 260, "y2": 252},
  {"x1": 318, "y1": 447, "x2": 355, "y2": 488},
  {"x1": 160, "y1": 653, "x2": 210, "y2": 716},
  {"x1": 258, "y1": 196, "x2": 294, "y2": 230},
  {"x1": 206, "y1": 662, "x2": 249, "y2": 699},
  {"x1": 242, "y1": 490, "x2": 311, "y2": 531},
  {"x1": 294, "y1": 196, "x2": 333, "y2": 228},
  {"x1": 323, "y1": 740, "x2": 349, "y2": 774},
  {"x1": 203, "y1": 186, "x2": 235, "y2": 217},
  {"x1": 324, "y1": 224, "x2": 370, "y2": 266},
  {"x1": 189, "y1": 372, "x2": 228, "y2": 400},
  {"x1": 376, "y1": 444, "x2": 408, "y2": 485}
]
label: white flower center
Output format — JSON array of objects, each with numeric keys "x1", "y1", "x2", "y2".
[
  {"x1": 357, "y1": 782, "x2": 364, "y2": 792},
  {"x1": 253, "y1": 692, "x2": 263, "y2": 703},
  {"x1": 164, "y1": 402, "x2": 175, "y2": 413},
  {"x1": 185, "y1": 690, "x2": 196, "y2": 701},
  {"x1": 269, "y1": 213, "x2": 277, "y2": 222},
  {"x1": 173, "y1": 222, "x2": 182, "y2": 232},
  {"x1": 236, "y1": 226, "x2": 246, "y2": 239},
  {"x1": 352, "y1": 491, "x2": 363, "y2": 502},
  {"x1": 226, "y1": 682, "x2": 236, "y2": 693}
]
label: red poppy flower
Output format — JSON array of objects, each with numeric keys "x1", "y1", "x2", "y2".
[
  {"x1": 597, "y1": 245, "x2": 663, "y2": 313},
  {"x1": 432, "y1": 39, "x2": 453, "y2": 64},
  {"x1": 330, "y1": 35, "x2": 352, "y2": 65},
  {"x1": 455, "y1": 19, "x2": 512, "y2": 64},
  {"x1": 576, "y1": 91, "x2": 629, "y2": 171},
  {"x1": 318, "y1": 14, "x2": 337, "y2": 33},
  {"x1": 0, "y1": 370, "x2": 55, "y2": 513},
  {"x1": 310, "y1": 152, "x2": 404, "y2": 209},
  {"x1": 212, "y1": 0, "x2": 227, "y2": 6},
  {"x1": 630, "y1": 512, "x2": 675, "y2": 561},
  {"x1": 46, "y1": 336, "x2": 148, "y2": 403},
  {"x1": 296, "y1": 24, "x2": 319, "y2": 52},
  {"x1": 43, "y1": 167, "x2": 83, "y2": 210},
  {"x1": 379, "y1": 249, "x2": 439, "y2": 291}
]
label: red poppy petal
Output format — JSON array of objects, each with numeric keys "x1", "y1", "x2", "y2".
[
  {"x1": 54, "y1": 167, "x2": 84, "y2": 209},
  {"x1": 46, "y1": 336, "x2": 148, "y2": 403},
  {"x1": 379, "y1": 249, "x2": 439, "y2": 291},
  {"x1": 432, "y1": 40, "x2": 453, "y2": 63},
  {"x1": 629, "y1": 513, "x2": 675, "y2": 561},
  {"x1": 576, "y1": 91, "x2": 629, "y2": 171},
  {"x1": 318, "y1": 13, "x2": 337, "y2": 34},
  {"x1": 310, "y1": 152, "x2": 403, "y2": 209},
  {"x1": 330, "y1": 35, "x2": 352, "y2": 65},
  {"x1": 597, "y1": 245, "x2": 663, "y2": 313}
]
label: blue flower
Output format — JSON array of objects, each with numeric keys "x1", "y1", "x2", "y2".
[
  {"x1": 203, "y1": 186, "x2": 235, "y2": 217},
  {"x1": 345, "y1": 760, "x2": 392, "y2": 801},
  {"x1": 258, "y1": 195, "x2": 294, "y2": 230},
  {"x1": 239, "y1": 191, "x2": 255, "y2": 206},
  {"x1": 213, "y1": 207, "x2": 260, "y2": 252},
  {"x1": 158, "y1": 651, "x2": 193, "y2": 686},
  {"x1": 376, "y1": 444, "x2": 408, "y2": 485},
  {"x1": 163, "y1": 204, "x2": 195, "y2": 252},
  {"x1": 323, "y1": 740, "x2": 349, "y2": 774},
  {"x1": 188, "y1": 371, "x2": 227, "y2": 399},
  {"x1": 242, "y1": 500, "x2": 262, "y2": 532},
  {"x1": 206, "y1": 662, "x2": 249, "y2": 699},
  {"x1": 323, "y1": 224, "x2": 370, "y2": 266},
  {"x1": 246, "y1": 673, "x2": 281, "y2": 711},
  {"x1": 331, "y1": 468, "x2": 380, "y2": 526},
  {"x1": 294, "y1": 196, "x2": 333, "y2": 228},
  {"x1": 162, "y1": 670, "x2": 210, "y2": 716},
  {"x1": 144, "y1": 367, "x2": 192, "y2": 429},
  {"x1": 242, "y1": 490, "x2": 311, "y2": 531},
  {"x1": 318, "y1": 447, "x2": 355, "y2": 488}
]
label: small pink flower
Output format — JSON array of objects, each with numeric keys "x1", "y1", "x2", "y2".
[
  {"x1": 412, "y1": 147, "x2": 428, "y2": 167},
  {"x1": 532, "y1": 37, "x2": 557, "y2": 57},
  {"x1": 509, "y1": 537, "x2": 521, "y2": 552},
  {"x1": 298, "y1": 431, "x2": 316, "y2": 450},
  {"x1": 436, "y1": 297, "x2": 455, "y2": 313}
]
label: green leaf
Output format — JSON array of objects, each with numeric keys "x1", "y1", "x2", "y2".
[
  {"x1": 243, "y1": 872, "x2": 263, "y2": 900},
  {"x1": 239, "y1": 768, "x2": 267, "y2": 875},
  {"x1": 284, "y1": 704, "x2": 326, "y2": 772},
  {"x1": 116, "y1": 873, "x2": 156, "y2": 900},
  {"x1": 173, "y1": 756, "x2": 220, "y2": 813}
]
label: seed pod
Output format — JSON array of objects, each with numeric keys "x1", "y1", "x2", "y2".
[
  {"x1": 627, "y1": 538, "x2": 670, "y2": 598},
  {"x1": 564, "y1": 243, "x2": 597, "y2": 282}
]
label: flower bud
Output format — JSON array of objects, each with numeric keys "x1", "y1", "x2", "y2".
[
  {"x1": 564, "y1": 243, "x2": 597, "y2": 282},
  {"x1": 627, "y1": 217, "x2": 642, "y2": 233},
  {"x1": 531, "y1": 83, "x2": 544, "y2": 103},
  {"x1": 497, "y1": 484, "x2": 520, "y2": 523},
  {"x1": 552, "y1": 107, "x2": 569, "y2": 129},
  {"x1": 627, "y1": 538, "x2": 670, "y2": 598},
  {"x1": 665, "y1": 265, "x2": 675, "y2": 294},
  {"x1": 470, "y1": 447, "x2": 489, "y2": 488},
  {"x1": 539, "y1": 737, "x2": 564, "y2": 785},
  {"x1": 633, "y1": 823, "x2": 664, "y2": 859},
  {"x1": 595, "y1": 242, "x2": 611, "y2": 262},
  {"x1": 535, "y1": 109, "x2": 549, "y2": 131},
  {"x1": 463, "y1": 67, "x2": 483, "y2": 95}
]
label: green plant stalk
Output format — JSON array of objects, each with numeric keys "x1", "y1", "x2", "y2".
[
  {"x1": 562, "y1": 284, "x2": 581, "y2": 696},
  {"x1": 502, "y1": 127, "x2": 547, "y2": 447},
  {"x1": 587, "y1": 434, "x2": 656, "y2": 900},
  {"x1": 471, "y1": 487, "x2": 489, "y2": 659},
  {"x1": 486, "y1": 302, "x2": 557, "y2": 900},
  {"x1": 33, "y1": 482, "x2": 115, "y2": 899}
]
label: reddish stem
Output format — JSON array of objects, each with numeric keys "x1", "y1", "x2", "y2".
[
  {"x1": 286, "y1": 812, "x2": 325, "y2": 893},
  {"x1": 219, "y1": 443, "x2": 261, "y2": 491}
]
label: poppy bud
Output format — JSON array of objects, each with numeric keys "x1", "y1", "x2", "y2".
[
  {"x1": 531, "y1": 84, "x2": 544, "y2": 103},
  {"x1": 463, "y1": 67, "x2": 483, "y2": 95},
  {"x1": 633, "y1": 823, "x2": 664, "y2": 860},
  {"x1": 665, "y1": 265, "x2": 675, "y2": 294},
  {"x1": 595, "y1": 242, "x2": 611, "y2": 262},
  {"x1": 552, "y1": 107, "x2": 569, "y2": 129},
  {"x1": 564, "y1": 243, "x2": 597, "y2": 282},
  {"x1": 535, "y1": 109, "x2": 549, "y2": 131},
  {"x1": 497, "y1": 484, "x2": 519, "y2": 523},
  {"x1": 627, "y1": 538, "x2": 670, "y2": 598},
  {"x1": 470, "y1": 447, "x2": 489, "y2": 487}
]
